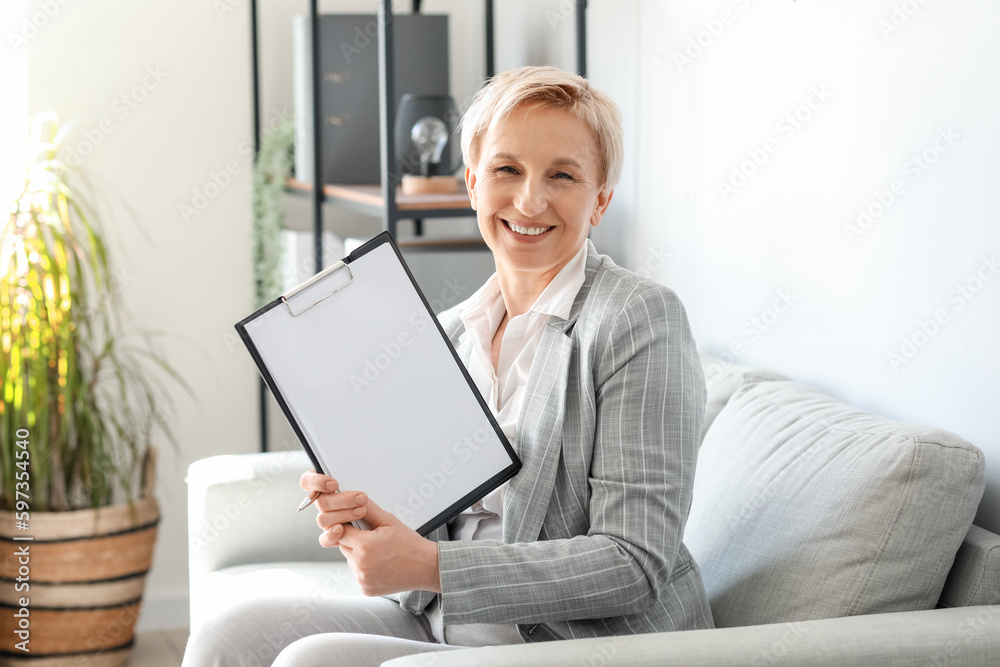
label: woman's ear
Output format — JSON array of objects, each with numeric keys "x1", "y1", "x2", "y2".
[
  {"x1": 590, "y1": 187, "x2": 614, "y2": 227},
  {"x1": 465, "y1": 166, "x2": 478, "y2": 211}
]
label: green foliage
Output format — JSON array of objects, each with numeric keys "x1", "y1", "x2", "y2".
[
  {"x1": 252, "y1": 120, "x2": 295, "y2": 308},
  {"x1": 1, "y1": 113, "x2": 186, "y2": 511}
]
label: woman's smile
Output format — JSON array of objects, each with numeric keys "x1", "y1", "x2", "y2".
[{"x1": 502, "y1": 219, "x2": 555, "y2": 240}]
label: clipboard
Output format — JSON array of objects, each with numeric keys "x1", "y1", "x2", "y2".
[{"x1": 235, "y1": 232, "x2": 521, "y2": 537}]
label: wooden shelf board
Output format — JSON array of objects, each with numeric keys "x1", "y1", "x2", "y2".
[
  {"x1": 286, "y1": 179, "x2": 472, "y2": 212},
  {"x1": 396, "y1": 236, "x2": 488, "y2": 249}
]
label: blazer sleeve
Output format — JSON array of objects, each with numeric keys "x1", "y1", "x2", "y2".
[{"x1": 435, "y1": 284, "x2": 706, "y2": 626}]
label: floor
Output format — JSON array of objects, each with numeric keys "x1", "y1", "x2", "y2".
[{"x1": 129, "y1": 628, "x2": 189, "y2": 666}]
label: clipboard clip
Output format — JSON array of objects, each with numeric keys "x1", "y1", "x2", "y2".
[{"x1": 281, "y1": 261, "x2": 354, "y2": 317}]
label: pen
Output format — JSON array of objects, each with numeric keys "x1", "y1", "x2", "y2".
[{"x1": 297, "y1": 491, "x2": 321, "y2": 512}]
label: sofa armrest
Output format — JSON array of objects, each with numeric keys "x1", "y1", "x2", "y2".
[
  {"x1": 384, "y1": 606, "x2": 1000, "y2": 667},
  {"x1": 187, "y1": 451, "x2": 342, "y2": 578},
  {"x1": 939, "y1": 525, "x2": 1000, "y2": 608}
]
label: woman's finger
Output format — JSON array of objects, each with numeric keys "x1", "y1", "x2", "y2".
[
  {"x1": 315, "y1": 491, "x2": 367, "y2": 513},
  {"x1": 300, "y1": 470, "x2": 338, "y2": 493},
  {"x1": 315, "y1": 504, "x2": 367, "y2": 530},
  {"x1": 318, "y1": 524, "x2": 343, "y2": 549}
]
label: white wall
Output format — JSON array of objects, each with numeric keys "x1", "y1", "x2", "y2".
[
  {"x1": 25, "y1": 0, "x2": 256, "y2": 630},
  {"x1": 0, "y1": 2, "x2": 28, "y2": 207},
  {"x1": 632, "y1": 0, "x2": 1000, "y2": 532}
]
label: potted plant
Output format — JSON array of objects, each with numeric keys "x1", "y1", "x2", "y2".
[{"x1": 1, "y1": 113, "x2": 187, "y2": 666}]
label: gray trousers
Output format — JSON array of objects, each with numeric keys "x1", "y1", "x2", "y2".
[{"x1": 182, "y1": 596, "x2": 522, "y2": 667}]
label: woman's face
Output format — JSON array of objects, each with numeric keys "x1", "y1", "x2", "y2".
[{"x1": 466, "y1": 104, "x2": 613, "y2": 280}]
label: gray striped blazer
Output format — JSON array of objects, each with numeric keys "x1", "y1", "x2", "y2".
[{"x1": 399, "y1": 240, "x2": 714, "y2": 642}]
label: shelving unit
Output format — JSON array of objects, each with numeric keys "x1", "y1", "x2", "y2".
[
  {"x1": 249, "y1": 0, "x2": 588, "y2": 450},
  {"x1": 294, "y1": 0, "x2": 588, "y2": 255}
]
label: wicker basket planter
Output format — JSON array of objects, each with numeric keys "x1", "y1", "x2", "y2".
[{"x1": 0, "y1": 496, "x2": 160, "y2": 666}]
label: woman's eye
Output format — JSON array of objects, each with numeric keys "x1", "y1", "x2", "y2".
[
  {"x1": 553, "y1": 172, "x2": 574, "y2": 180},
  {"x1": 496, "y1": 166, "x2": 518, "y2": 175}
]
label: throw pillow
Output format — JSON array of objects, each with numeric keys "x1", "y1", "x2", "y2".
[{"x1": 685, "y1": 379, "x2": 985, "y2": 627}]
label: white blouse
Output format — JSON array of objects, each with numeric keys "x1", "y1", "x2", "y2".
[{"x1": 449, "y1": 242, "x2": 588, "y2": 542}]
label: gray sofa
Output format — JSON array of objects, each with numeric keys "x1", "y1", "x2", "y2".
[{"x1": 187, "y1": 358, "x2": 1000, "y2": 665}]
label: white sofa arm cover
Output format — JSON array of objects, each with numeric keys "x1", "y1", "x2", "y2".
[
  {"x1": 940, "y1": 525, "x2": 1000, "y2": 608},
  {"x1": 384, "y1": 606, "x2": 1000, "y2": 667},
  {"x1": 187, "y1": 451, "x2": 340, "y2": 575}
]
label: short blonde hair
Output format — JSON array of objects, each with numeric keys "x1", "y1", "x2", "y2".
[{"x1": 459, "y1": 66, "x2": 624, "y2": 188}]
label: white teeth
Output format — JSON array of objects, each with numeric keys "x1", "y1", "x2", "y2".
[{"x1": 507, "y1": 222, "x2": 549, "y2": 236}]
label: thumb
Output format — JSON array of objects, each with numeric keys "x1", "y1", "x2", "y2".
[{"x1": 362, "y1": 498, "x2": 398, "y2": 528}]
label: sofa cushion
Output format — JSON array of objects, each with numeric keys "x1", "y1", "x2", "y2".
[
  {"x1": 684, "y1": 380, "x2": 986, "y2": 628},
  {"x1": 699, "y1": 354, "x2": 788, "y2": 442}
]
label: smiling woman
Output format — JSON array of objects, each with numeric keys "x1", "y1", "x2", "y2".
[{"x1": 184, "y1": 65, "x2": 713, "y2": 667}]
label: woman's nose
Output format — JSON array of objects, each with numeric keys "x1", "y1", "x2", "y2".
[{"x1": 513, "y1": 179, "x2": 547, "y2": 218}]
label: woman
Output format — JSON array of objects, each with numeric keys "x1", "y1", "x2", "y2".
[{"x1": 184, "y1": 65, "x2": 713, "y2": 666}]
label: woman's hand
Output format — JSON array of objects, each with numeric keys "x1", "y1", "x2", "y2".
[
  {"x1": 300, "y1": 471, "x2": 440, "y2": 596},
  {"x1": 336, "y1": 499, "x2": 441, "y2": 596},
  {"x1": 299, "y1": 471, "x2": 368, "y2": 537}
]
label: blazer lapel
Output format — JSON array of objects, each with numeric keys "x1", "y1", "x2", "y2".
[
  {"x1": 502, "y1": 240, "x2": 602, "y2": 545},
  {"x1": 502, "y1": 318, "x2": 574, "y2": 544}
]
